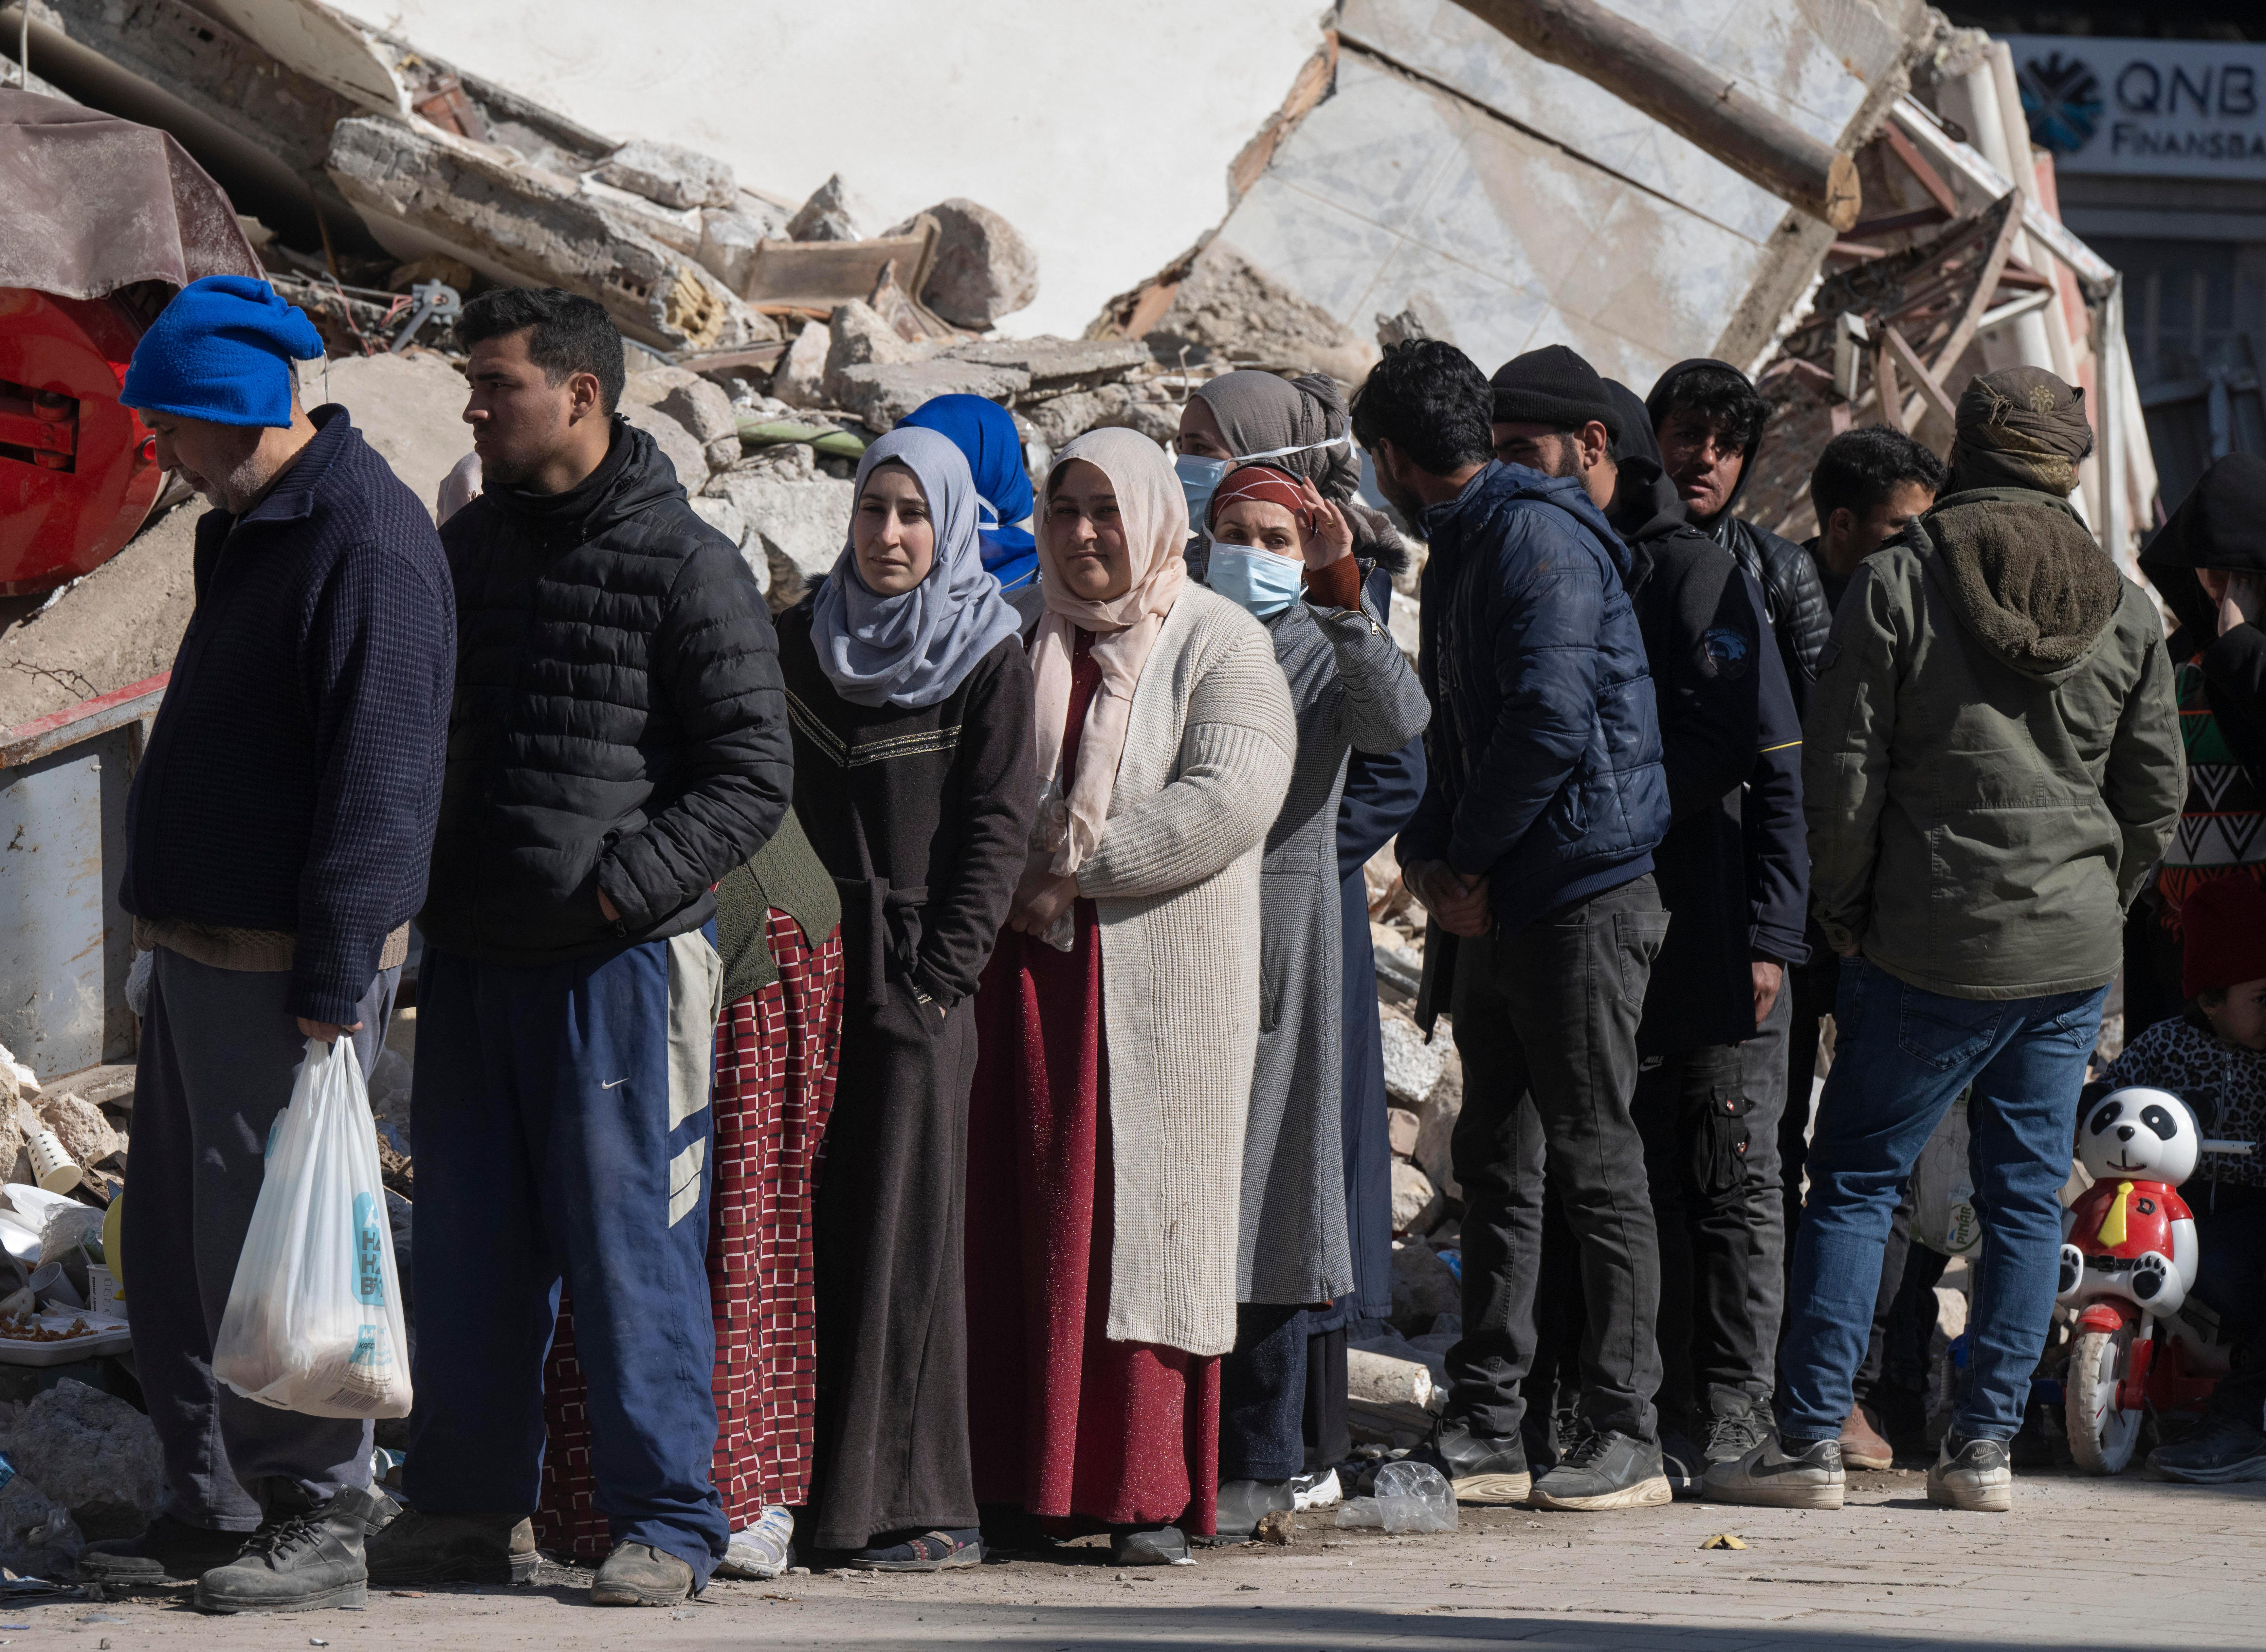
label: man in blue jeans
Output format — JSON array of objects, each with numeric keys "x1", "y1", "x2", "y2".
[{"x1": 1706, "y1": 368, "x2": 2183, "y2": 1513}]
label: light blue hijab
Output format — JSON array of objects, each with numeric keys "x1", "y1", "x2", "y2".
[{"x1": 809, "y1": 426, "x2": 1021, "y2": 709}]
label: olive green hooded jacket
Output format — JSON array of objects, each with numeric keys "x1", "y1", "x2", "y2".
[{"x1": 1804, "y1": 485, "x2": 2183, "y2": 1000}]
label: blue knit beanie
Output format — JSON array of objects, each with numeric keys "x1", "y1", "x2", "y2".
[{"x1": 121, "y1": 275, "x2": 328, "y2": 429}]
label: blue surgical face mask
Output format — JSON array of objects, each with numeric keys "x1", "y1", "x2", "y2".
[
  {"x1": 1175, "y1": 430, "x2": 1355, "y2": 524},
  {"x1": 1206, "y1": 539, "x2": 1304, "y2": 619}
]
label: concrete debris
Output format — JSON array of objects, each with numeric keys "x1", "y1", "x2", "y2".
[
  {"x1": 1390, "y1": 1160, "x2": 1442, "y2": 1237},
  {"x1": 1385, "y1": 1107, "x2": 1421, "y2": 1158},
  {"x1": 1378, "y1": 1011, "x2": 1446, "y2": 1109},
  {"x1": 786, "y1": 173, "x2": 869, "y2": 244},
  {"x1": 1253, "y1": 1508, "x2": 1293, "y2": 1545},
  {"x1": 830, "y1": 360, "x2": 1031, "y2": 434},
  {"x1": 0, "y1": 1471, "x2": 82, "y2": 1576},
  {"x1": 299, "y1": 352, "x2": 479, "y2": 520},
  {"x1": 702, "y1": 468, "x2": 855, "y2": 608},
  {"x1": 1412, "y1": 1051, "x2": 1462, "y2": 1203},
  {"x1": 621, "y1": 401, "x2": 713, "y2": 491},
  {"x1": 596, "y1": 139, "x2": 738, "y2": 211},
  {"x1": 698, "y1": 209, "x2": 770, "y2": 297},
  {"x1": 824, "y1": 299, "x2": 930, "y2": 389},
  {"x1": 892, "y1": 198, "x2": 1039, "y2": 329},
  {"x1": 771, "y1": 322, "x2": 833, "y2": 409},
  {"x1": 39, "y1": 1096, "x2": 120, "y2": 1170},
  {"x1": 942, "y1": 337, "x2": 1148, "y2": 395},
  {"x1": 652, "y1": 377, "x2": 742, "y2": 472},
  {"x1": 1103, "y1": 239, "x2": 1376, "y2": 384},
  {"x1": 1020, "y1": 386, "x2": 1129, "y2": 449},
  {"x1": 7, "y1": 1379, "x2": 164, "y2": 1542}
]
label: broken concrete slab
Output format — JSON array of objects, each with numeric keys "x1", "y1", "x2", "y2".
[
  {"x1": 1413, "y1": 1052, "x2": 1462, "y2": 1202},
  {"x1": 830, "y1": 360, "x2": 1030, "y2": 433},
  {"x1": 299, "y1": 351, "x2": 476, "y2": 520},
  {"x1": 1379, "y1": 1010, "x2": 1446, "y2": 1108},
  {"x1": 698, "y1": 208, "x2": 767, "y2": 296},
  {"x1": 702, "y1": 468, "x2": 854, "y2": 607},
  {"x1": 0, "y1": 500, "x2": 198, "y2": 731},
  {"x1": 8, "y1": 1378, "x2": 164, "y2": 1542},
  {"x1": 786, "y1": 173, "x2": 868, "y2": 243},
  {"x1": 621, "y1": 401, "x2": 711, "y2": 490},
  {"x1": 1021, "y1": 385, "x2": 1135, "y2": 448},
  {"x1": 942, "y1": 337, "x2": 1147, "y2": 394},
  {"x1": 771, "y1": 322, "x2": 832, "y2": 409},
  {"x1": 652, "y1": 376, "x2": 741, "y2": 471},
  {"x1": 39, "y1": 1095, "x2": 119, "y2": 1170},
  {"x1": 1391, "y1": 1160, "x2": 1442, "y2": 1236},
  {"x1": 596, "y1": 138, "x2": 737, "y2": 211},
  {"x1": 896, "y1": 197, "x2": 1039, "y2": 329},
  {"x1": 824, "y1": 299, "x2": 927, "y2": 386}
]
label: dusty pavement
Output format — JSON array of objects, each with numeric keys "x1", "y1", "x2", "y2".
[{"x1": 21, "y1": 1468, "x2": 2263, "y2": 1651}]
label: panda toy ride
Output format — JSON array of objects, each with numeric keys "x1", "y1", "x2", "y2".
[{"x1": 2059, "y1": 1086, "x2": 2201, "y2": 1316}]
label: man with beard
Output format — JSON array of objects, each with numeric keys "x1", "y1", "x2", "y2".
[
  {"x1": 1489, "y1": 348, "x2": 1806, "y2": 1491},
  {"x1": 1646, "y1": 361, "x2": 1830, "y2": 711},
  {"x1": 363, "y1": 287, "x2": 790, "y2": 1604},
  {"x1": 81, "y1": 276, "x2": 453, "y2": 1612}
]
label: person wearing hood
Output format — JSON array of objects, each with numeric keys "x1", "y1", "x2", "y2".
[
  {"x1": 1489, "y1": 349, "x2": 1807, "y2": 1487},
  {"x1": 1358, "y1": 339, "x2": 1673, "y2": 1515},
  {"x1": 900, "y1": 393, "x2": 1043, "y2": 620},
  {"x1": 1195, "y1": 463, "x2": 1430, "y2": 1535},
  {"x1": 1646, "y1": 360, "x2": 1830, "y2": 711},
  {"x1": 368, "y1": 288, "x2": 790, "y2": 1607},
  {"x1": 962, "y1": 428, "x2": 1295, "y2": 1566},
  {"x1": 1176, "y1": 370, "x2": 1429, "y2": 1489},
  {"x1": 2129, "y1": 454, "x2": 2266, "y2": 1038},
  {"x1": 767, "y1": 427, "x2": 1036, "y2": 1570},
  {"x1": 1707, "y1": 367, "x2": 2184, "y2": 1517}
]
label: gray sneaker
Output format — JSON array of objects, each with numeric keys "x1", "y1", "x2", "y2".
[
  {"x1": 1528, "y1": 1430, "x2": 1671, "y2": 1511},
  {"x1": 1702, "y1": 1400, "x2": 1771, "y2": 1466},
  {"x1": 1927, "y1": 1433, "x2": 2012, "y2": 1513},
  {"x1": 1703, "y1": 1437, "x2": 1844, "y2": 1510}
]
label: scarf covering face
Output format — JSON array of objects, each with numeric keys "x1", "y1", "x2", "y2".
[
  {"x1": 809, "y1": 426, "x2": 1021, "y2": 709},
  {"x1": 1948, "y1": 366, "x2": 2093, "y2": 497},
  {"x1": 1030, "y1": 427, "x2": 1189, "y2": 877},
  {"x1": 898, "y1": 393, "x2": 1038, "y2": 589},
  {"x1": 1192, "y1": 369, "x2": 1361, "y2": 501}
]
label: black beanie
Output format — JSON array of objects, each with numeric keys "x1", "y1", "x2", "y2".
[{"x1": 1489, "y1": 344, "x2": 1622, "y2": 442}]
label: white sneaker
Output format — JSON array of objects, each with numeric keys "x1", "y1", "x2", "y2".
[
  {"x1": 715, "y1": 1505, "x2": 795, "y2": 1579},
  {"x1": 1289, "y1": 1468, "x2": 1343, "y2": 1511},
  {"x1": 1927, "y1": 1434, "x2": 2013, "y2": 1513}
]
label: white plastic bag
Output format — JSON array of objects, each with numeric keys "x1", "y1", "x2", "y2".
[{"x1": 212, "y1": 1037, "x2": 412, "y2": 1418}]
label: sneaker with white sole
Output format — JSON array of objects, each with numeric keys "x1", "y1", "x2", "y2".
[
  {"x1": 1408, "y1": 1419, "x2": 1533, "y2": 1506},
  {"x1": 1289, "y1": 1467, "x2": 1343, "y2": 1510},
  {"x1": 1528, "y1": 1430, "x2": 1672, "y2": 1512},
  {"x1": 1702, "y1": 1437, "x2": 1844, "y2": 1510},
  {"x1": 1927, "y1": 1433, "x2": 2012, "y2": 1513}
]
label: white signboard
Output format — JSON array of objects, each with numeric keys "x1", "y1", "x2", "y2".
[{"x1": 2010, "y1": 36, "x2": 2266, "y2": 179}]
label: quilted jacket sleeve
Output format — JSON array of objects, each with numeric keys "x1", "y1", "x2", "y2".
[{"x1": 598, "y1": 537, "x2": 793, "y2": 932}]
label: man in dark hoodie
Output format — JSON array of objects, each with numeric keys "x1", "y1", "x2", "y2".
[
  {"x1": 1356, "y1": 339, "x2": 1672, "y2": 1514},
  {"x1": 364, "y1": 289, "x2": 791, "y2": 1605},
  {"x1": 1646, "y1": 360, "x2": 1830, "y2": 711},
  {"x1": 1489, "y1": 349, "x2": 1808, "y2": 1486},
  {"x1": 1707, "y1": 367, "x2": 2183, "y2": 1517}
]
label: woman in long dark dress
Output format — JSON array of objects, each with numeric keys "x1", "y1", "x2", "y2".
[{"x1": 775, "y1": 425, "x2": 1036, "y2": 1570}]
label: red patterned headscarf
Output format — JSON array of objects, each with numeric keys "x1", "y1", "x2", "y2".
[{"x1": 1207, "y1": 463, "x2": 1309, "y2": 531}]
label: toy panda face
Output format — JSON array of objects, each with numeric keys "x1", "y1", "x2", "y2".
[{"x1": 2077, "y1": 1087, "x2": 2200, "y2": 1185}]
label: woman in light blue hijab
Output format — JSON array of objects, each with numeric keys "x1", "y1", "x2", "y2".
[{"x1": 774, "y1": 421, "x2": 1037, "y2": 1573}]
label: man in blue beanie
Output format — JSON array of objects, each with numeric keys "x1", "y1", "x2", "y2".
[{"x1": 77, "y1": 276, "x2": 456, "y2": 1613}]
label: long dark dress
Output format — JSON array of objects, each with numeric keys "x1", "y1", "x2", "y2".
[
  {"x1": 775, "y1": 608, "x2": 1036, "y2": 1552},
  {"x1": 964, "y1": 630, "x2": 1221, "y2": 1535}
]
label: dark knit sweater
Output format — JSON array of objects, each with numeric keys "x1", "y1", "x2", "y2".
[
  {"x1": 775, "y1": 605, "x2": 1035, "y2": 1008},
  {"x1": 119, "y1": 406, "x2": 456, "y2": 1023}
]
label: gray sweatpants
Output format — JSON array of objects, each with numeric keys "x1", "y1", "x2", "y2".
[{"x1": 125, "y1": 947, "x2": 398, "y2": 1529}]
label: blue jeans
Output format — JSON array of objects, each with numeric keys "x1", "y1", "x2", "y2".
[{"x1": 1778, "y1": 958, "x2": 2105, "y2": 1445}]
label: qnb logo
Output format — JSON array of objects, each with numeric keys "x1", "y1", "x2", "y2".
[{"x1": 2020, "y1": 51, "x2": 2104, "y2": 155}]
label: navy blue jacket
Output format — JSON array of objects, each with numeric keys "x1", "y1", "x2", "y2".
[
  {"x1": 1398, "y1": 463, "x2": 1668, "y2": 938},
  {"x1": 120, "y1": 407, "x2": 456, "y2": 1023}
]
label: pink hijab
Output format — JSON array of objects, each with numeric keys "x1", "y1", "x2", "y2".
[{"x1": 1030, "y1": 427, "x2": 1188, "y2": 877}]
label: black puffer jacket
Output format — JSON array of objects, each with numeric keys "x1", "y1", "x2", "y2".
[
  {"x1": 1645, "y1": 359, "x2": 1831, "y2": 714},
  {"x1": 420, "y1": 419, "x2": 791, "y2": 963}
]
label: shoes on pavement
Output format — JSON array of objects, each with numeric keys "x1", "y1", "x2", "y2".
[
  {"x1": 1110, "y1": 1523, "x2": 1189, "y2": 1565},
  {"x1": 1702, "y1": 1400, "x2": 1772, "y2": 1466},
  {"x1": 1528, "y1": 1430, "x2": 1672, "y2": 1512},
  {"x1": 78, "y1": 1515, "x2": 249, "y2": 1586},
  {"x1": 1213, "y1": 1480, "x2": 1293, "y2": 1539},
  {"x1": 1702, "y1": 1437, "x2": 1844, "y2": 1510},
  {"x1": 843, "y1": 1528, "x2": 981, "y2": 1571},
  {"x1": 365, "y1": 1508, "x2": 538, "y2": 1586},
  {"x1": 1658, "y1": 1427, "x2": 1703, "y2": 1500},
  {"x1": 1837, "y1": 1403, "x2": 1895, "y2": 1471},
  {"x1": 1927, "y1": 1433, "x2": 2013, "y2": 1513},
  {"x1": 195, "y1": 1487, "x2": 394, "y2": 1614},
  {"x1": 717, "y1": 1506, "x2": 797, "y2": 1580},
  {"x1": 2147, "y1": 1412, "x2": 2266, "y2": 1484},
  {"x1": 590, "y1": 1541, "x2": 695, "y2": 1606},
  {"x1": 1409, "y1": 1418, "x2": 1533, "y2": 1506},
  {"x1": 1289, "y1": 1467, "x2": 1343, "y2": 1510}
]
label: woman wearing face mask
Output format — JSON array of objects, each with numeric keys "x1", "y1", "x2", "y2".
[
  {"x1": 1177, "y1": 372, "x2": 1429, "y2": 1492},
  {"x1": 1200, "y1": 463, "x2": 1431, "y2": 1533},
  {"x1": 773, "y1": 426, "x2": 1037, "y2": 1571},
  {"x1": 963, "y1": 427, "x2": 1296, "y2": 1565}
]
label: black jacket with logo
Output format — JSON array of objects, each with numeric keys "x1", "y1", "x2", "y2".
[{"x1": 419, "y1": 419, "x2": 791, "y2": 963}]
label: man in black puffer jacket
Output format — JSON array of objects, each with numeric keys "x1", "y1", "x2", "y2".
[
  {"x1": 370, "y1": 289, "x2": 789, "y2": 1607},
  {"x1": 1645, "y1": 360, "x2": 1830, "y2": 714}
]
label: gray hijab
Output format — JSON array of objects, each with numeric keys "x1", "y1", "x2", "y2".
[
  {"x1": 1192, "y1": 369, "x2": 1361, "y2": 499},
  {"x1": 810, "y1": 426, "x2": 1020, "y2": 709}
]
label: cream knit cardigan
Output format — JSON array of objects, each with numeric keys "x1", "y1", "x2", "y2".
[{"x1": 1074, "y1": 583, "x2": 1295, "y2": 1358}]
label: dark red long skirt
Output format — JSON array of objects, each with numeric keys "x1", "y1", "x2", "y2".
[
  {"x1": 964, "y1": 901, "x2": 1219, "y2": 1536},
  {"x1": 535, "y1": 911, "x2": 844, "y2": 1558}
]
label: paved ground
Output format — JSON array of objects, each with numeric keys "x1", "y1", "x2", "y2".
[{"x1": 23, "y1": 1467, "x2": 2262, "y2": 1650}]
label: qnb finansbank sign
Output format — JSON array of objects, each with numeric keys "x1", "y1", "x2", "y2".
[{"x1": 2010, "y1": 36, "x2": 2266, "y2": 179}]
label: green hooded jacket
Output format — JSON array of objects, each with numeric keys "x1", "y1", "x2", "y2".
[{"x1": 1804, "y1": 485, "x2": 2184, "y2": 1000}]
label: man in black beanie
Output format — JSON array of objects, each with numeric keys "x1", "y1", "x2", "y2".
[{"x1": 1489, "y1": 345, "x2": 1810, "y2": 1490}]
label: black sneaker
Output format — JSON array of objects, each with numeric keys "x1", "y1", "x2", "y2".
[
  {"x1": 1528, "y1": 1430, "x2": 1671, "y2": 1511},
  {"x1": 1702, "y1": 1400, "x2": 1771, "y2": 1466},
  {"x1": 195, "y1": 1487, "x2": 394, "y2": 1614},
  {"x1": 78, "y1": 1515, "x2": 249, "y2": 1586},
  {"x1": 1702, "y1": 1437, "x2": 1844, "y2": 1510},
  {"x1": 2147, "y1": 1412, "x2": 2266, "y2": 1485},
  {"x1": 1409, "y1": 1418, "x2": 1532, "y2": 1505},
  {"x1": 1927, "y1": 1433, "x2": 2013, "y2": 1513},
  {"x1": 1211, "y1": 1479, "x2": 1292, "y2": 1540},
  {"x1": 1658, "y1": 1427, "x2": 1704, "y2": 1499}
]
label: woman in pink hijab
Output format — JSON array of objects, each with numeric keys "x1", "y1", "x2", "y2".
[{"x1": 964, "y1": 428, "x2": 1296, "y2": 1564}]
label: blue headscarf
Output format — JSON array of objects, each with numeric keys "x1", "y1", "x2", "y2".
[
  {"x1": 809, "y1": 427, "x2": 1023, "y2": 709},
  {"x1": 121, "y1": 275, "x2": 326, "y2": 428},
  {"x1": 898, "y1": 394, "x2": 1037, "y2": 592}
]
